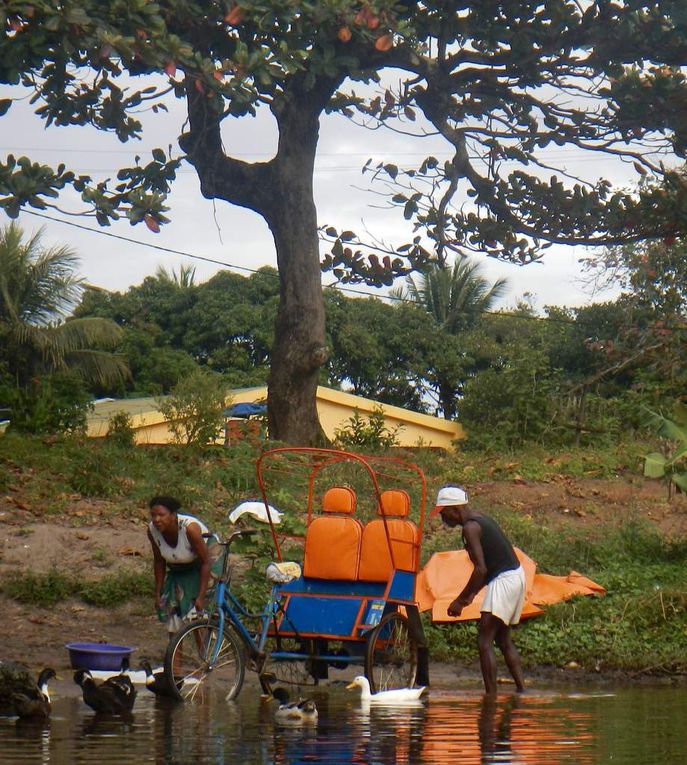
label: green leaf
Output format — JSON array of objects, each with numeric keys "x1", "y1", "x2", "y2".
[
  {"x1": 152, "y1": 148, "x2": 166, "y2": 164},
  {"x1": 644, "y1": 452, "x2": 667, "y2": 478},
  {"x1": 673, "y1": 472, "x2": 687, "y2": 492},
  {"x1": 673, "y1": 401, "x2": 687, "y2": 427},
  {"x1": 0, "y1": 99, "x2": 12, "y2": 117}
]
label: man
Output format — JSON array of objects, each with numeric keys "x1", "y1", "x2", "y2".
[{"x1": 431, "y1": 485, "x2": 525, "y2": 695}]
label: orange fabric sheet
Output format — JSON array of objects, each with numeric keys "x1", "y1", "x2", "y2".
[{"x1": 417, "y1": 548, "x2": 605, "y2": 623}]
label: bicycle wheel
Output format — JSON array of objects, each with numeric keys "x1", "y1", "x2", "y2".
[
  {"x1": 164, "y1": 619, "x2": 246, "y2": 702},
  {"x1": 259, "y1": 636, "x2": 318, "y2": 690},
  {"x1": 364, "y1": 611, "x2": 418, "y2": 694}
]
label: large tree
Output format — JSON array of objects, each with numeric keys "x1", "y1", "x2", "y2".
[{"x1": 3, "y1": 2, "x2": 687, "y2": 444}]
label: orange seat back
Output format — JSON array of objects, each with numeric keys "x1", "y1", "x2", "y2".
[
  {"x1": 302, "y1": 486, "x2": 361, "y2": 580},
  {"x1": 322, "y1": 486, "x2": 356, "y2": 514},
  {"x1": 358, "y1": 490, "x2": 419, "y2": 582}
]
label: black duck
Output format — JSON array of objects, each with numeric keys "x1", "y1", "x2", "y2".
[{"x1": 11, "y1": 668, "x2": 57, "y2": 720}]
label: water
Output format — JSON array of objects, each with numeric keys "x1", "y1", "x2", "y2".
[{"x1": 1, "y1": 683, "x2": 686, "y2": 765}]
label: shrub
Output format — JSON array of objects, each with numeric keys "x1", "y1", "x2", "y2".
[
  {"x1": 106, "y1": 410, "x2": 136, "y2": 448},
  {"x1": 334, "y1": 406, "x2": 403, "y2": 449},
  {"x1": 2, "y1": 371, "x2": 92, "y2": 435},
  {"x1": 156, "y1": 370, "x2": 229, "y2": 446},
  {"x1": 3, "y1": 568, "x2": 74, "y2": 606}
]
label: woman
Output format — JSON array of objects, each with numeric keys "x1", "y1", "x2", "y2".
[{"x1": 147, "y1": 496, "x2": 218, "y2": 635}]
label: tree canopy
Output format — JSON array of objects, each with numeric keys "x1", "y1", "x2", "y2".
[{"x1": 3, "y1": 1, "x2": 687, "y2": 443}]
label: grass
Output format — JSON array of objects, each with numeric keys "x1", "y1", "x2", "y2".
[{"x1": 2, "y1": 568, "x2": 153, "y2": 608}]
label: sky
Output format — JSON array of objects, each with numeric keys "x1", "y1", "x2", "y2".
[{"x1": 1, "y1": 77, "x2": 636, "y2": 313}]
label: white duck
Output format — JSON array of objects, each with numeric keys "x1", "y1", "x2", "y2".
[{"x1": 346, "y1": 675, "x2": 425, "y2": 704}]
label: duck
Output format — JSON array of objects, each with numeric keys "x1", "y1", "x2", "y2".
[
  {"x1": 0, "y1": 661, "x2": 34, "y2": 710},
  {"x1": 74, "y1": 669, "x2": 136, "y2": 714},
  {"x1": 270, "y1": 687, "x2": 318, "y2": 725},
  {"x1": 140, "y1": 660, "x2": 181, "y2": 699},
  {"x1": 346, "y1": 675, "x2": 426, "y2": 704},
  {"x1": 11, "y1": 668, "x2": 58, "y2": 720}
]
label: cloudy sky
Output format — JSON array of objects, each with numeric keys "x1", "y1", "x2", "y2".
[{"x1": 2, "y1": 78, "x2": 636, "y2": 311}]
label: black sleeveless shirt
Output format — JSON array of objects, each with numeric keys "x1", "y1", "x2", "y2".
[{"x1": 463, "y1": 515, "x2": 519, "y2": 583}]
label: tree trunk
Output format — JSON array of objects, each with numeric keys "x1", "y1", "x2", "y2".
[
  {"x1": 264, "y1": 91, "x2": 328, "y2": 445},
  {"x1": 438, "y1": 379, "x2": 457, "y2": 420},
  {"x1": 183, "y1": 77, "x2": 337, "y2": 445}
]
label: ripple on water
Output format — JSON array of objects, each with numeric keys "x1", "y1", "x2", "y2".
[{"x1": 1, "y1": 685, "x2": 686, "y2": 764}]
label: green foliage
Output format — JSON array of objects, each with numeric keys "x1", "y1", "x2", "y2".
[
  {"x1": 643, "y1": 402, "x2": 687, "y2": 499},
  {"x1": 460, "y1": 341, "x2": 562, "y2": 450},
  {"x1": 0, "y1": 223, "x2": 128, "y2": 394},
  {"x1": 75, "y1": 268, "x2": 277, "y2": 395},
  {"x1": 334, "y1": 406, "x2": 403, "y2": 450},
  {"x1": 156, "y1": 369, "x2": 229, "y2": 446},
  {"x1": 79, "y1": 571, "x2": 152, "y2": 607},
  {"x1": 3, "y1": 568, "x2": 152, "y2": 607},
  {"x1": 105, "y1": 410, "x2": 136, "y2": 448},
  {"x1": 1, "y1": 370, "x2": 92, "y2": 435},
  {"x1": 3, "y1": 568, "x2": 73, "y2": 606}
]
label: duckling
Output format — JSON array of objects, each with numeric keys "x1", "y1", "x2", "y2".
[
  {"x1": 74, "y1": 669, "x2": 136, "y2": 715},
  {"x1": 271, "y1": 687, "x2": 318, "y2": 725},
  {"x1": 140, "y1": 660, "x2": 181, "y2": 699},
  {"x1": 11, "y1": 668, "x2": 57, "y2": 720},
  {"x1": 346, "y1": 675, "x2": 425, "y2": 704}
]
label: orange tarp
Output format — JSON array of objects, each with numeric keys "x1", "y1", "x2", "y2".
[{"x1": 416, "y1": 548, "x2": 605, "y2": 623}]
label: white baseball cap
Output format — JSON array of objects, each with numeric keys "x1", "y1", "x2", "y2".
[{"x1": 430, "y1": 486, "x2": 468, "y2": 517}]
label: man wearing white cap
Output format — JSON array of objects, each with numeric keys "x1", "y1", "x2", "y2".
[{"x1": 431, "y1": 485, "x2": 525, "y2": 695}]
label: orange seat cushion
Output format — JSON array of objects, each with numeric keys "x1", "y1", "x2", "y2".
[
  {"x1": 322, "y1": 486, "x2": 356, "y2": 514},
  {"x1": 379, "y1": 489, "x2": 410, "y2": 517},
  {"x1": 358, "y1": 518, "x2": 419, "y2": 582},
  {"x1": 302, "y1": 516, "x2": 362, "y2": 580}
]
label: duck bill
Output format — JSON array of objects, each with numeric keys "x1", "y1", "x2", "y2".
[{"x1": 345, "y1": 682, "x2": 357, "y2": 690}]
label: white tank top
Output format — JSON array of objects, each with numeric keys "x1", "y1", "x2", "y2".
[{"x1": 148, "y1": 514, "x2": 208, "y2": 564}]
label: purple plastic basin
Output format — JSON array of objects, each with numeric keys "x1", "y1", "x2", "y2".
[{"x1": 65, "y1": 642, "x2": 135, "y2": 671}]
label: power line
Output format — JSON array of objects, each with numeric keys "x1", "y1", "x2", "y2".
[{"x1": 22, "y1": 208, "x2": 580, "y2": 324}]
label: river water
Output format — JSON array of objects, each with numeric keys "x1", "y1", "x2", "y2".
[{"x1": 1, "y1": 682, "x2": 685, "y2": 765}]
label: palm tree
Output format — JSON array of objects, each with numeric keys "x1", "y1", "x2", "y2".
[
  {"x1": 154, "y1": 264, "x2": 197, "y2": 288},
  {"x1": 395, "y1": 258, "x2": 508, "y2": 334},
  {"x1": 0, "y1": 222, "x2": 128, "y2": 391},
  {"x1": 393, "y1": 258, "x2": 508, "y2": 418}
]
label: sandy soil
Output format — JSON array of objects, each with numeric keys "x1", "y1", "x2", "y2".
[{"x1": 1, "y1": 475, "x2": 685, "y2": 680}]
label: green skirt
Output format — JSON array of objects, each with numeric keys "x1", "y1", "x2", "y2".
[{"x1": 158, "y1": 538, "x2": 224, "y2": 626}]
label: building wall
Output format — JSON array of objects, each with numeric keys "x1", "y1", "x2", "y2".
[{"x1": 87, "y1": 386, "x2": 464, "y2": 449}]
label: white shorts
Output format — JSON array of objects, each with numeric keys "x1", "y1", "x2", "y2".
[{"x1": 481, "y1": 566, "x2": 526, "y2": 626}]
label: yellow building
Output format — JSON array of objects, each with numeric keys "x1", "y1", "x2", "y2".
[{"x1": 87, "y1": 386, "x2": 464, "y2": 449}]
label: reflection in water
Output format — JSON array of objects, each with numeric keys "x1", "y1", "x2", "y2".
[
  {"x1": 2, "y1": 684, "x2": 687, "y2": 764},
  {"x1": 424, "y1": 692, "x2": 598, "y2": 764}
]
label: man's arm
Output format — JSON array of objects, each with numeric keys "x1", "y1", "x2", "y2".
[{"x1": 447, "y1": 520, "x2": 488, "y2": 617}]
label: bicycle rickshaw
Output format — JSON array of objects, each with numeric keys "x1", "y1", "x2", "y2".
[{"x1": 164, "y1": 447, "x2": 429, "y2": 701}]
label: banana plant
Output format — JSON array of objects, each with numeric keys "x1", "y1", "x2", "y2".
[{"x1": 643, "y1": 403, "x2": 687, "y2": 501}]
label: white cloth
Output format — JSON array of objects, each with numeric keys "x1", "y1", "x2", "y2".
[
  {"x1": 148, "y1": 514, "x2": 208, "y2": 564},
  {"x1": 228, "y1": 500, "x2": 282, "y2": 525},
  {"x1": 481, "y1": 565, "x2": 526, "y2": 625}
]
